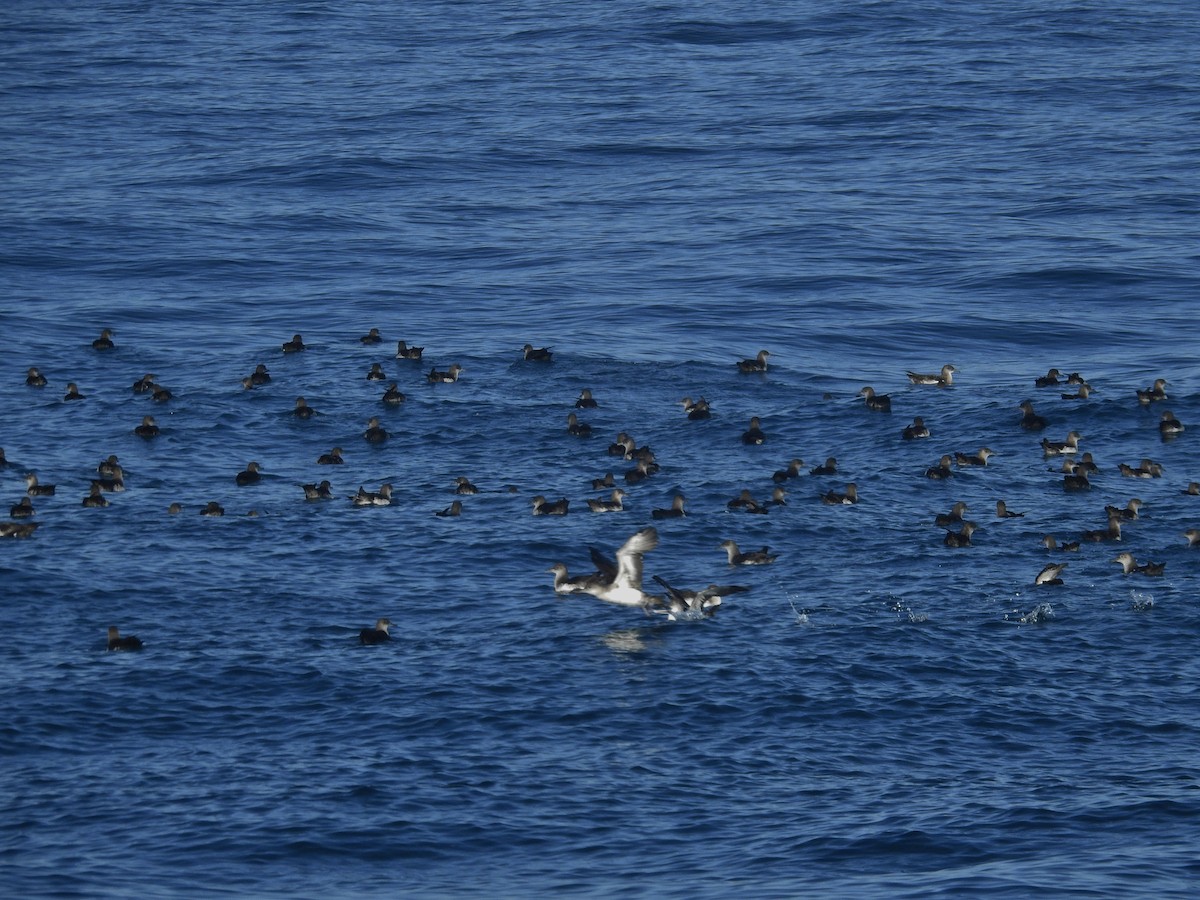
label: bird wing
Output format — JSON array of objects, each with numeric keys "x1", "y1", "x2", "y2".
[{"x1": 613, "y1": 527, "x2": 659, "y2": 590}]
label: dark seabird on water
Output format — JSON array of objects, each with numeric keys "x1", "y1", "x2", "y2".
[
  {"x1": 82, "y1": 483, "x2": 109, "y2": 508},
  {"x1": 1113, "y1": 552, "x2": 1164, "y2": 576},
  {"x1": 925, "y1": 455, "x2": 954, "y2": 479},
  {"x1": 360, "y1": 328, "x2": 383, "y2": 344},
  {"x1": 63, "y1": 382, "x2": 85, "y2": 401},
  {"x1": 303, "y1": 480, "x2": 334, "y2": 500},
  {"x1": 92, "y1": 328, "x2": 115, "y2": 351},
  {"x1": 1061, "y1": 384, "x2": 1092, "y2": 400},
  {"x1": 235, "y1": 461, "x2": 263, "y2": 486},
  {"x1": 624, "y1": 460, "x2": 655, "y2": 485},
  {"x1": 1136, "y1": 378, "x2": 1168, "y2": 404},
  {"x1": 1118, "y1": 459, "x2": 1162, "y2": 479},
  {"x1": 995, "y1": 500, "x2": 1024, "y2": 518},
  {"x1": 1063, "y1": 472, "x2": 1091, "y2": 491},
  {"x1": 810, "y1": 457, "x2": 838, "y2": 476},
  {"x1": 0, "y1": 521, "x2": 39, "y2": 538},
  {"x1": 352, "y1": 484, "x2": 394, "y2": 507},
  {"x1": 436, "y1": 500, "x2": 462, "y2": 517},
  {"x1": 26, "y1": 367, "x2": 48, "y2": 387},
  {"x1": 359, "y1": 618, "x2": 393, "y2": 644},
  {"x1": 396, "y1": 340, "x2": 424, "y2": 360},
  {"x1": 587, "y1": 489, "x2": 625, "y2": 512},
  {"x1": 248, "y1": 363, "x2": 271, "y2": 385},
  {"x1": 719, "y1": 540, "x2": 776, "y2": 566},
  {"x1": 580, "y1": 527, "x2": 661, "y2": 608},
  {"x1": 293, "y1": 396, "x2": 316, "y2": 419},
  {"x1": 773, "y1": 459, "x2": 804, "y2": 482},
  {"x1": 575, "y1": 389, "x2": 598, "y2": 408},
  {"x1": 25, "y1": 473, "x2": 55, "y2": 496},
  {"x1": 134, "y1": 415, "x2": 159, "y2": 438},
  {"x1": 1035, "y1": 563, "x2": 1067, "y2": 586},
  {"x1": 567, "y1": 413, "x2": 592, "y2": 437},
  {"x1": 1184, "y1": 483, "x2": 1200, "y2": 496},
  {"x1": 366, "y1": 363, "x2": 386, "y2": 381},
  {"x1": 822, "y1": 483, "x2": 858, "y2": 505},
  {"x1": 1081, "y1": 515, "x2": 1122, "y2": 542},
  {"x1": 681, "y1": 396, "x2": 711, "y2": 420},
  {"x1": 607, "y1": 433, "x2": 637, "y2": 458},
  {"x1": 907, "y1": 364, "x2": 955, "y2": 386},
  {"x1": 902, "y1": 417, "x2": 930, "y2": 440},
  {"x1": 10, "y1": 497, "x2": 35, "y2": 518},
  {"x1": 1043, "y1": 534, "x2": 1080, "y2": 552},
  {"x1": 427, "y1": 364, "x2": 463, "y2": 383},
  {"x1": 1034, "y1": 368, "x2": 1061, "y2": 388},
  {"x1": 547, "y1": 563, "x2": 607, "y2": 596},
  {"x1": 107, "y1": 626, "x2": 142, "y2": 651},
  {"x1": 1042, "y1": 431, "x2": 1081, "y2": 455},
  {"x1": 1159, "y1": 410, "x2": 1184, "y2": 438},
  {"x1": 1184, "y1": 529, "x2": 1200, "y2": 546},
  {"x1": 455, "y1": 477, "x2": 479, "y2": 495},
  {"x1": 523, "y1": 344, "x2": 553, "y2": 361},
  {"x1": 1018, "y1": 400, "x2": 1046, "y2": 430},
  {"x1": 1104, "y1": 498, "x2": 1143, "y2": 521},
  {"x1": 132, "y1": 373, "x2": 157, "y2": 393},
  {"x1": 282, "y1": 333, "x2": 306, "y2": 352},
  {"x1": 591, "y1": 472, "x2": 615, "y2": 491},
  {"x1": 737, "y1": 350, "x2": 770, "y2": 373},
  {"x1": 943, "y1": 522, "x2": 978, "y2": 547},
  {"x1": 318, "y1": 447, "x2": 344, "y2": 465},
  {"x1": 859, "y1": 386, "x2": 891, "y2": 412},
  {"x1": 934, "y1": 501, "x2": 969, "y2": 527},
  {"x1": 381, "y1": 383, "x2": 406, "y2": 405},
  {"x1": 151, "y1": 384, "x2": 173, "y2": 403},
  {"x1": 652, "y1": 495, "x2": 687, "y2": 519},
  {"x1": 955, "y1": 448, "x2": 994, "y2": 467},
  {"x1": 532, "y1": 495, "x2": 569, "y2": 516},
  {"x1": 741, "y1": 417, "x2": 767, "y2": 445},
  {"x1": 363, "y1": 417, "x2": 388, "y2": 443},
  {"x1": 200, "y1": 501, "x2": 225, "y2": 516}
]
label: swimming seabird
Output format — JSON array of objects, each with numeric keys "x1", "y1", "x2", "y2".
[
  {"x1": 810, "y1": 457, "x2": 838, "y2": 476},
  {"x1": 740, "y1": 416, "x2": 767, "y2": 445},
  {"x1": 200, "y1": 501, "x2": 225, "y2": 516},
  {"x1": 1113, "y1": 552, "x2": 1164, "y2": 576},
  {"x1": 531, "y1": 495, "x2": 569, "y2": 516},
  {"x1": 10, "y1": 497, "x2": 35, "y2": 517},
  {"x1": 1018, "y1": 400, "x2": 1047, "y2": 430},
  {"x1": 902, "y1": 417, "x2": 930, "y2": 440},
  {"x1": 107, "y1": 626, "x2": 142, "y2": 651},
  {"x1": 381, "y1": 383, "x2": 406, "y2": 405},
  {"x1": 1035, "y1": 563, "x2": 1067, "y2": 586},
  {"x1": 1136, "y1": 378, "x2": 1167, "y2": 404},
  {"x1": 719, "y1": 540, "x2": 776, "y2": 565},
  {"x1": 575, "y1": 389, "x2": 598, "y2": 408},
  {"x1": 363, "y1": 416, "x2": 388, "y2": 443},
  {"x1": 63, "y1": 382, "x2": 85, "y2": 401},
  {"x1": 591, "y1": 472, "x2": 615, "y2": 490},
  {"x1": 352, "y1": 484, "x2": 394, "y2": 507},
  {"x1": 395, "y1": 340, "x2": 424, "y2": 360},
  {"x1": 995, "y1": 500, "x2": 1024, "y2": 518},
  {"x1": 249, "y1": 363, "x2": 271, "y2": 385},
  {"x1": 366, "y1": 363, "x2": 386, "y2": 381},
  {"x1": 772, "y1": 459, "x2": 804, "y2": 482},
  {"x1": 0, "y1": 521, "x2": 38, "y2": 538},
  {"x1": 436, "y1": 500, "x2": 462, "y2": 517},
  {"x1": 523, "y1": 344, "x2": 553, "y2": 361},
  {"x1": 925, "y1": 455, "x2": 954, "y2": 479},
  {"x1": 567, "y1": 413, "x2": 592, "y2": 437},
  {"x1": 821, "y1": 483, "x2": 858, "y2": 505},
  {"x1": 652, "y1": 495, "x2": 687, "y2": 519},
  {"x1": 359, "y1": 618, "x2": 393, "y2": 644},
  {"x1": 1185, "y1": 529, "x2": 1200, "y2": 547},
  {"x1": 317, "y1": 447, "x2": 344, "y2": 465},
  {"x1": 282, "y1": 333, "x2": 306, "y2": 352},
  {"x1": 82, "y1": 483, "x2": 109, "y2": 508},
  {"x1": 727, "y1": 489, "x2": 764, "y2": 513},
  {"x1": 97, "y1": 455, "x2": 124, "y2": 481},
  {"x1": 737, "y1": 350, "x2": 770, "y2": 373},
  {"x1": 1061, "y1": 384, "x2": 1092, "y2": 400},
  {"x1": 587, "y1": 489, "x2": 625, "y2": 513},
  {"x1": 1043, "y1": 534, "x2": 1080, "y2": 552},
  {"x1": 906, "y1": 364, "x2": 955, "y2": 387},
  {"x1": 943, "y1": 522, "x2": 977, "y2": 547},
  {"x1": 427, "y1": 364, "x2": 463, "y2": 383},
  {"x1": 454, "y1": 476, "x2": 479, "y2": 495},
  {"x1": 92, "y1": 328, "x2": 115, "y2": 351},
  {"x1": 360, "y1": 328, "x2": 383, "y2": 344},
  {"x1": 134, "y1": 415, "x2": 159, "y2": 438},
  {"x1": 293, "y1": 396, "x2": 316, "y2": 419},
  {"x1": 1104, "y1": 498, "x2": 1143, "y2": 521},
  {"x1": 1081, "y1": 515, "x2": 1122, "y2": 542},
  {"x1": 579, "y1": 526, "x2": 660, "y2": 608},
  {"x1": 1063, "y1": 472, "x2": 1091, "y2": 491},
  {"x1": 151, "y1": 385, "x2": 173, "y2": 403},
  {"x1": 650, "y1": 575, "x2": 749, "y2": 619},
  {"x1": 235, "y1": 461, "x2": 263, "y2": 486},
  {"x1": 303, "y1": 480, "x2": 334, "y2": 500},
  {"x1": 1184, "y1": 483, "x2": 1200, "y2": 496},
  {"x1": 681, "y1": 396, "x2": 711, "y2": 420},
  {"x1": 1034, "y1": 368, "x2": 1061, "y2": 388},
  {"x1": 954, "y1": 447, "x2": 994, "y2": 467},
  {"x1": 1063, "y1": 452, "x2": 1099, "y2": 475},
  {"x1": 1118, "y1": 459, "x2": 1162, "y2": 479},
  {"x1": 607, "y1": 433, "x2": 637, "y2": 458},
  {"x1": 859, "y1": 386, "x2": 891, "y2": 412},
  {"x1": 934, "y1": 501, "x2": 969, "y2": 526},
  {"x1": 546, "y1": 563, "x2": 607, "y2": 596},
  {"x1": 1041, "y1": 431, "x2": 1081, "y2": 455},
  {"x1": 25, "y1": 367, "x2": 49, "y2": 387},
  {"x1": 624, "y1": 460, "x2": 655, "y2": 484},
  {"x1": 24, "y1": 473, "x2": 55, "y2": 496},
  {"x1": 1159, "y1": 410, "x2": 1184, "y2": 437}
]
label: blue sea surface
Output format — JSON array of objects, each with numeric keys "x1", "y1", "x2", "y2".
[{"x1": 2, "y1": 2, "x2": 1199, "y2": 897}]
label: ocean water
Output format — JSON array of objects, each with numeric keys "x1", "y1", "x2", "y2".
[{"x1": 2, "y1": 1, "x2": 1199, "y2": 897}]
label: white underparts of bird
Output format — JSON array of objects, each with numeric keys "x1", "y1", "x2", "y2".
[
  {"x1": 1035, "y1": 562, "x2": 1067, "y2": 585},
  {"x1": 581, "y1": 527, "x2": 660, "y2": 607},
  {"x1": 650, "y1": 575, "x2": 749, "y2": 619}
]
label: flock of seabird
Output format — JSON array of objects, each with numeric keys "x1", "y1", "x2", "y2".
[{"x1": 4, "y1": 331, "x2": 1198, "y2": 644}]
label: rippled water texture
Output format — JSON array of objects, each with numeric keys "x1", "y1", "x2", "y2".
[{"x1": 2, "y1": 2, "x2": 1199, "y2": 897}]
